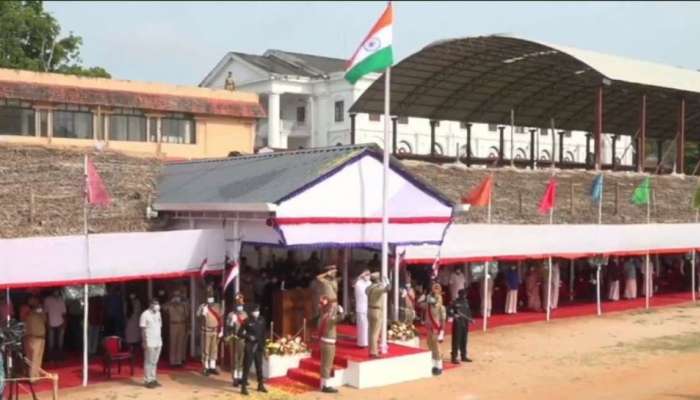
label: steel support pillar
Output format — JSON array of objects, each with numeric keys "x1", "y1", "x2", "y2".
[
  {"x1": 529, "y1": 129, "x2": 536, "y2": 169},
  {"x1": 430, "y1": 120, "x2": 437, "y2": 157},
  {"x1": 677, "y1": 97, "x2": 686, "y2": 174},
  {"x1": 639, "y1": 94, "x2": 647, "y2": 172},
  {"x1": 465, "y1": 123, "x2": 472, "y2": 166},
  {"x1": 350, "y1": 113, "x2": 356, "y2": 145},
  {"x1": 611, "y1": 135, "x2": 618, "y2": 170},
  {"x1": 498, "y1": 126, "x2": 505, "y2": 164},
  {"x1": 594, "y1": 86, "x2": 604, "y2": 170}
]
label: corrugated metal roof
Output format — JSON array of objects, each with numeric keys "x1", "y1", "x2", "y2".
[
  {"x1": 155, "y1": 144, "x2": 453, "y2": 210},
  {"x1": 351, "y1": 35, "x2": 700, "y2": 139}
]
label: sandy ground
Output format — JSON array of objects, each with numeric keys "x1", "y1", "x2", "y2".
[{"x1": 39, "y1": 303, "x2": 700, "y2": 400}]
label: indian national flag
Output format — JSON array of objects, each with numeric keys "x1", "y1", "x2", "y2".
[{"x1": 344, "y1": 2, "x2": 394, "y2": 84}]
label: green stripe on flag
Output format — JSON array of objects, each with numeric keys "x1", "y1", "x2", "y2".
[
  {"x1": 345, "y1": 46, "x2": 394, "y2": 84},
  {"x1": 632, "y1": 177, "x2": 651, "y2": 205}
]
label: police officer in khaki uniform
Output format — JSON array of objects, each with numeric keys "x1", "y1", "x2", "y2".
[
  {"x1": 313, "y1": 265, "x2": 338, "y2": 325},
  {"x1": 365, "y1": 272, "x2": 390, "y2": 358},
  {"x1": 197, "y1": 289, "x2": 223, "y2": 376},
  {"x1": 226, "y1": 293, "x2": 247, "y2": 387},
  {"x1": 164, "y1": 290, "x2": 189, "y2": 367},
  {"x1": 317, "y1": 295, "x2": 344, "y2": 393},
  {"x1": 422, "y1": 282, "x2": 446, "y2": 376},
  {"x1": 24, "y1": 303, "x2": 47, "y2": 381}
]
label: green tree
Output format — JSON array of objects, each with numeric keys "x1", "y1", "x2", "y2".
[{"x1": 0, "y1": 1, "x2": 110, "y2": 78}]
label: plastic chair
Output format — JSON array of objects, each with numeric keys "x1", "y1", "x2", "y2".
[{"x1": 102, "y1": 336, "x2": 134, "y2": 378}]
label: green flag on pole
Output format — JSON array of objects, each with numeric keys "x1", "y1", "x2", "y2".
[
  {"x1": 693, "y1": 186, "x2": 700, "y2": 209},
  {"x1": 632, "y1": 177, "x2": 652, "y2": 205}
]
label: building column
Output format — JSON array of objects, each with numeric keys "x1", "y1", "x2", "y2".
[
  {"x1": 465, "y1": 123, "x2": 472, "y2": 166},
  {"x1": 638, "y1": 94, "x2": 647, "y2": 172},
  {"x1": 429, "y1": 120, "x2": 437, "y2": 157},
  {"x1": 529, "y1": 129, "x2": 536, "y2": 169},
  {"x1": 350, "y1": 113, "x2": 356, "y2": 145},
  {"x1": 558, "y1": 131, "x2": 565, "y2": 163},
  {"x1": 611, "y1": 135, "x2": 618, "y2": 170},
  {"x1": 585, "y1": 133, "x2": 592, "y2": 168},
  {"x1": 307, "y1": 96, "x2": 316, "y2": 148},
  {"x1": 594, "y1": 86, "x2": 604, "y2": 170},
  {"x1": 267, "y1": 92, "x2": 281, "y2": 148},
  {"x1": 498, "y1": 126, "x2": 505, "y2": 164},
  {"x1": 676, "y1": 97, "x2": 686, "y2": 174},
  {"x1": 392, "y1": 117, "x2": 398, "y2": 154}
]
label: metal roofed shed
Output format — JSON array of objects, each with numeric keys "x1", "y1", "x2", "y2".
[
  {"x1": 351, "y1": 35, "x2": 700, "y2": 173},
  {"x1": 154, "y1": 144, "x2": 455, "y2": 247}
]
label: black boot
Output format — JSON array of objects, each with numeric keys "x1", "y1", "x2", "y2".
[
  {"x1": 241, "y1": 385, "x2": 249, "y2": 396},
  {"x1": 431, "y1": 367, "x2": 439, "y2": 376},
  {"x1": 210, "y1": 368, "x2": 220, "y2": 375},
  {"x1": 321, "y1": 386, "x2": 339, "y2": 393},
  {"x1": 202, "y1": 368, "x2": 210, "y2": 376},
  {"x1": 257, "y1": 384, "x2": 268, "y2": 393}
]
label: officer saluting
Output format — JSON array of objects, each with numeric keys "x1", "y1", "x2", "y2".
[
  {"x1": 197, "y1": 288, "x2": 223, "y2": 376},
  {"x1": 238, "y1": 304, "x2": 267, "y2": 396},
  {"x1": 317, "y1": 295, "x2": 344, "y2": 393},
  {"x1": 226, "y1": 293, "x2": 247, "y2": 387},
  {"x1": 448, "y1": 288, "x2": 473, "y2": 364},
  {"x1": 365, "y1": 272, "x2": 390, "y2": 358}
]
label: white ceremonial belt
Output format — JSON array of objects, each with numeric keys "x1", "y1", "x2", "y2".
[{"x1": 320, "y1": 337, "x2": 336, "y2": 344}]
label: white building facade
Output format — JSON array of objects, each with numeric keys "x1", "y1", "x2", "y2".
[{"x1": 200, "y1": 50, "x2": 632, "y2": 165}]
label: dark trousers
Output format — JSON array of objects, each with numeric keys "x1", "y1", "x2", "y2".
[
  {"x1": 451, "y1": 321, "x2": 469, "y2": 359},
  {"x1": 241, "y1": 343, "x2": 264, "y2": 387}
]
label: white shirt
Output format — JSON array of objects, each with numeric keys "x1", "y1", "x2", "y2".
[
  {"x1": 139, "y1": 309, "x2": 162, "y2": 347},
  {"x1": 354, "y1": 278, "x2": 371, "y2": 313},
  {"x1": 43, "y1": 296, "x2": 66, "y2": 328},
  {"x1": 449, "y1": 272, "x2": 466, "y2": 301}
]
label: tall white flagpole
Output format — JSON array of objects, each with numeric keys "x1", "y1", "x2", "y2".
[
  {"x1": 645, "y1": 198, "x2": 651, "y2": 309},
  {"x1": 546, "y1": 206, "x2": 554, "y2": 322},
  {"x1": 82, "y1": 155, "x2": 90, "y2": 387},
  {"x1": 380, "y1": 66, "x2": 391, "y2": 354},
  {"x1": 483, "y1": 183, "x2": 492, "y2": 332},
  {"x1": 596, "y1": 179, "x2": 603, "y2": 315}
]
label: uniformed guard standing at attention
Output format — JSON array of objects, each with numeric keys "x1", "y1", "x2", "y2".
[
  {"x1": 164, "y1": 290, "x2": 189, "y2": 367},
  {"x1": 24, "y1": 302, "x2": 47, "y2": 381},
  {"x1": 197, "y1": 288, "x2": 223, "y2": 376},
  {"x1": 401, "y1": 281, "x2": 417, "y2": 325},
  {"x1": 448, "y1": 288, "x2": 473, "y2": 364},
  {"x1": 313, "y1": 265, "x2": 338, "y2": 326},
  {"x1": 365, "y1": 272, "x2": 390, "y2": 358},
  {"x1": 423, "y1": 282, "x2": 446, "y2": 375},
  {"x1": 238, "y1": 304, "x2": 267, "y2": 396},
  {"x1": 317, "y1": 295, "x2": 344, "y2": 393},
  {"x1": 226, "y1": 293, "x2": 247, "y2": 387}
]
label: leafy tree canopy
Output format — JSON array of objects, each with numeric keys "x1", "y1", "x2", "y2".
[{"x1": 0, "y1": 1, "x2": 110, "y2": 78}]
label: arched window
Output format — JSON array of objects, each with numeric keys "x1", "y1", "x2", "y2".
[
  {"x1": 398, "y1": 140, "x2": 413, "y2": 154},
  {"x1": 515, "y1": 148, "x2": 527, "y2": 159},
  {"x1": 564, "y1": 151, "x2": 576, "y2": 162},
  {"x1": 540, "y1": 150, "x2": 551, "y2": 161},
  {"x1": 487, "y1": 146, "x2": 499, "y2": 159}
]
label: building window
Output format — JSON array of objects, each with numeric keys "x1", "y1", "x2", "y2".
[
  {"x1": 109, "y1": 108, "x2": 147, "y2": 142},
  {"x1": 398, "y1": 140, "x2": 412, "y2": 154},
  {"x1": 488, "y1": 123, "x2": 498, "y2": 132},
  {"x1": 296, "y1": 106, "x2": 306, "y2": 123},
  {"x1": 161, "y1": 113, "x2": 196, "y2": 144},
  {"x1": 397, "y1": 116, "x2": 408, "y2": 124},
  {"x1": 53, "y1": 104, "x2": 93, "y2": 139},
  {"x1": 369, "y1": 113, "x2": 381, "y2": 122},
  {"x1": 334, "y1": 101, "x2": 344, "y2": 122},
  {"x1": 38, "y1": 110, "x2": 49, "y2": 137},
  {"x1": 0, "y1": 99, "x2": 35, "y2": 136}
]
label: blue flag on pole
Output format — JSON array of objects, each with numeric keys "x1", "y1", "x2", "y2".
[{"x1": 590, "y1": 174, "x2": 604, "y2": 203}]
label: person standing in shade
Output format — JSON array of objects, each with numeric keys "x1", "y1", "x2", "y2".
[
  {"x1": 448, "y1": 266, "x2": 466, "y2": 302},
  {"x1": 238, "y1": 304, "x2": 267, "y2": 396},
  {"x1": 365, "y1": 272, "x2": 390, "y2": 358},
  {"x1": 87, "y1": 294, "x2": 104, "y2": 356},
  {"x1": 317, "y1": 295, "x2": 344, "y2": 393},
  {"x1": 226, "y1": 293, "x2": 247, "y2": 387},
  {"x1": 197, "y1": 290, "x2": 223, "y2": 376},
  {"x1": 525, "y1": 264, "x2": 542, "y2": 311},
  {"x1": 125, "y1": 293, "x2": 142, "y2": 352},
  {"x1": 505, "y1": 264, "x2": 521, "y2": 314},
  {"x1": 423, "y1": 282, "x2": 446, "y2": 375},
  {"x1": 401, "y1": 281, "x2": 417, "y2": 324},
  {"x1": 139, "y1": 299, "x2": 163, "y2": 389},
  {"x1": 353, "y1": 269, "x2": 371, "y2": 348},
  {"x1": 449, "y1": 289, "x2": 473, "y2": 364},
  {"x1": 24, "y1": 303, "x2": 47, "y2": 381},
  {"x1": 607, "y1": 256, "x2": 622, "y2": 301},
  {"x1": 623, "y1": 257, "x2": 638, "y2": 299},
  {"x1": 164, "y1": 290, "x2": 189, "y2": 367},
  {"x1": 43, "y1": 289, "x2": 66, "y2": 361}
]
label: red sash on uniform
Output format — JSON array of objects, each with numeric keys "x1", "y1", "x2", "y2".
[
  {"x1": 207, "y1": 305, "x2": 223, "y2": 332},
  {"x1": 426, "y1": 304, "x2": 442, "y2": 333}
]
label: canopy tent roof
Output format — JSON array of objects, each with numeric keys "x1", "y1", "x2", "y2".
[
  {"x1": 400, "y1": 223, "x2": 700, "y2": 266},
  {"x1": 350, "y1": 35, "x2": 700, "y2": 139},
  {"x1": 155, "y1": 144, "x2": 455, "y2": 247}
]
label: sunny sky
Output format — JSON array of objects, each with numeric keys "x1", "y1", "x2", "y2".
[{"x1": 45, "y1": 1, "x2": 700, "y2": 86}]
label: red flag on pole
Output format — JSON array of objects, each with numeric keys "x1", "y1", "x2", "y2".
[
  {"x1": 86, "y1": 156, "x2": 111, "y2": 206},
  {"x1": 538, "y1": 178, "x2": 558, "y2": 215},
  {"x1": 461, "y1": 175, "x2": 493, "y2": 206}
]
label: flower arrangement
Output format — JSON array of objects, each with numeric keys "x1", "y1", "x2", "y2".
[
  {"x1": 265, "y1": 335, "x2": 309, "y2": 357},
  {"x1": 388, "y1": 320, "x2": 418, "y2": 341}
]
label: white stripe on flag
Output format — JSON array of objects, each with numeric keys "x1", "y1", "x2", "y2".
[{"x1": 223, "y1": 262, "x2": 239, "y2": 290}]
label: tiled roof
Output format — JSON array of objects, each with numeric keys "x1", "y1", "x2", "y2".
[{"x1": 234, "y1": 50, "x2": 346, "y2": 78}]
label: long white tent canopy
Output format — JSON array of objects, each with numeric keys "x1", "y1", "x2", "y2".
[
  {"x1": 400, "y1": 223, "x2": 700, "y2": 265},
  {"x1": 0, "y1": 229, "x2": 226, "y2": 289}
]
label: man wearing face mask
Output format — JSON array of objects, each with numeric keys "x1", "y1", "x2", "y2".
[
  {"x1": 353, "y1": 269, "x2": 371, "y2": 348},
  {"x1": 422, "y1": 283, "x2": 446, "y2": 375},
  {"x1": 24, "y1": 302, "x2": 47, "y2": 381},
  {"x1": 197, "y1": 289, "x2": 223, "y2": 376},
  {"x1": 226, "y1": 293, "x2": 247, "y2": 387},
  {"x1": 139, "y1": 299, "x2": 163, "y2": 388},
  {"x1": 365, "y1": 272, "x2": 390, "y2": 358},
  {"x1": 238, "y1": 304, "x2": 267, "y2": 396},
  {"x1": 165, "y1": 290, "x2": 189, "y2": 367},
  {"x1": 401, "y1": 281, "x2": 417, "y2": 325}
]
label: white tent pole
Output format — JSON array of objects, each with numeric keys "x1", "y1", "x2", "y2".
[
  {"x1": 546, "y1": 258, "x2": 552, "y2": 322},
  {"x1": 189, "y1": 275, "x2": 196, "y2": 358},
  {"x1": 380, "y1": 67, "x2": 391, "y2": 354},
  {"x1": 596, "y1": 264, "x2": 602, "y2": 316},
  {"x1": 82, "y1": 154, "x2": 90, "y2": 387},
  {"x1": 234, "y1": 219, "x2": 240, "y2": 295},
  {"x1": 482, "y1": 264, "x2": 488, "y2": 332},
  {"x1": 645, "y1": 196, "x2": 651, "y2": 309},
  {"x1": 393, "y1": 249, "x2": 400, "y2": 321}
]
